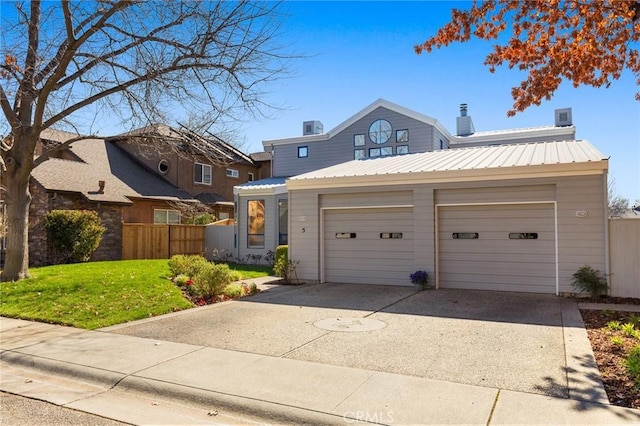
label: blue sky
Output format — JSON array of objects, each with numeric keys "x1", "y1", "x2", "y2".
[{"x1": 239, "y1": 1, "x2": 639, "y2": 202}]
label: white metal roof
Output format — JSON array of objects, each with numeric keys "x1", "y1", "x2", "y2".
[{"x1": 287, "y1": 140, "x2": 607, "y2": 189}]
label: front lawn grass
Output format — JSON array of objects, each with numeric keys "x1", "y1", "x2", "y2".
[{"x1": 0, "y1": 259, "x2": 271, "y2": 330}]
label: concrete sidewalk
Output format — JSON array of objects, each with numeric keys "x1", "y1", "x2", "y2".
[{"x1": 1, "y1": 316, "x2": 639, "y2": 425}]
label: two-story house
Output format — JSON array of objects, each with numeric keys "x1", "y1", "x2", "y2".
[
  {"x1": 26, "y1": 125, "x2": 265, "y2": 266},
  {"x1": 235, "y1": 99, "x2": 608, "y2": 295}
]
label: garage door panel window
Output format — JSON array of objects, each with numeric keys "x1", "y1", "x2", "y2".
[
  {"x1": 452, "y1": 232, "x2": 479, "y2": 239},
  {"x1": 509, "y1": 232, "x2": 538, "y2": 239},
  {"x1": 247, "y1": 200, "x2": 265, "y2": 248}
]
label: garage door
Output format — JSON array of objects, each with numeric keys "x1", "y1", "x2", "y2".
[
  {"x1": 323, "y1": 207, "x2": 413, "y2": 286},
  {"x1": 438, "y1": 203, "x2": 556, "y2": 293}
]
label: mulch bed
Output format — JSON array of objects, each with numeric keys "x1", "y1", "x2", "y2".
[{"x1": 580, "y1": 308, "x2": 640, "y2": 409}]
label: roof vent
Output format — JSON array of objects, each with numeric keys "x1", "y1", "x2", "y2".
[
  {"x1": 460, "y1": 103, "x2": 468, "y2": 117},
  {"x1": 303, "y1": 120, "x2": 323, "y2": 136},
  {"x1": 555, "y1": 108, "x2": 572, "y2": 127}
]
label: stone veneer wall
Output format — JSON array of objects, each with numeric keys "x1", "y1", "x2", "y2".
[{"x1": 29, "y1": 181, "x2": 124, "y2": 266}]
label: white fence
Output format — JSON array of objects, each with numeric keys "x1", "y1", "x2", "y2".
[
  {"x1": 609, "y1": 219, "x2": 640, "y2": 298},
  {"x1": 204, "y1": 221, "x2": 235, "y2": 261}
]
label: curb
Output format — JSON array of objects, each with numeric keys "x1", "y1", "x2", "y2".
[
  {"x1": 0, "y1": 350, "x2": 354, "y2": 425},
  {"x1": 0, "y1": 351, "x2": 125, "y2": 387}
]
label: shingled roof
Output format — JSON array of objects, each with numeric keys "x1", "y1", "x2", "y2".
[
  {"x1": 32, "y1": 129, "x2": 196, "y2": 204},
  {"x1": 110, "y1": 124, "x2": 254, "y2": 165}
]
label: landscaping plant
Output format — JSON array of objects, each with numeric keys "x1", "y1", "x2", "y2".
[
  {"x1": 571, "y1": 264, "x2": 608, "y2": 297},
  {"x1": 44, "y1": 210, "x2": 105, "y2": 264}
]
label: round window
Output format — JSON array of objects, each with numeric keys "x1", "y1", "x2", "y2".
[
  {"x1": 158, "y1": 159, "x2": 170, "y2": 174},
  {"x1": 368, "y1": 119, "x2": 392, "y2": 144}
]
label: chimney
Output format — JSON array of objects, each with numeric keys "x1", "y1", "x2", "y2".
[
  {"x1": 98, "y1": 180, "x2": 105, "y2": 194},
  {"x1": 456, "y1": 103, "x2": 475, "y2": 136},
  {"x1": 303, "y1": 120, "x2": 323, "y2": 136}
]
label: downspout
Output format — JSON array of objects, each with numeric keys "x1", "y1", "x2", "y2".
[
  {"x1": 270, "y1": 144, "x2": 274, "y2": 178},
  {"x1": 603, "y1": 170, "x2": 610, "y2": 295}
]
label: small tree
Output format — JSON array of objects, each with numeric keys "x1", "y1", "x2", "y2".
[{"x1": 43, "y1": 210, "x2": 105, "y2": 264}]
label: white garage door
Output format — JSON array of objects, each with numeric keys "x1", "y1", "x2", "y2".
[
  {"x1": 438, "y1": 203, "x2": 556, "y2": 293},
  {"x1": 323, "y1": 207, "x2": 413, "y2": 286}
]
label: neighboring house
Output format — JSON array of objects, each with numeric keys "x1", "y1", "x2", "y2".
[
  {"x1": 108, "y1": 124, "x2": 266, "y2": 220},
  {"x1": 234, "y1": 98, "x2": 578, "y2": 265},
  {"x1": 27, "y1": 126, "x2": 261, "y2": 266}
]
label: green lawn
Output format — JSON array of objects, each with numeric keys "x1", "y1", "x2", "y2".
[{"x1": 0, "y1": 259, "x2": 271, "y2": 330}]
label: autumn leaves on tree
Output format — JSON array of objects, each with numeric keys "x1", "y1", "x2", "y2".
[{"x1": 415, "y1": 0, "x2": 640, "y2": 116}]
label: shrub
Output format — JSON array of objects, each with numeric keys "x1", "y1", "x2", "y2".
[
  {"x1": 410, "y1": 270, "x2": 429, "y2": 285},
  {"x1": 223, "y1": 283, "x2": 243, "y2": 298},
  {"x1": 168, "y1": 255, "x2": 210, "y2": 277},
  {"x1": 44, "y1": 210, "x2": 105, "y2": 264},
  {"x1": 192, "y1": 263, "x2": 240, "y2": 299},
  {"x1": 186, "y1": 213, "x2": 217, "y2": 225},
  {"x1": 274, "y1": 257, "x2": 299, "y2": 284},
  {"x1": 626, "y1": 345, "x2": 640, "y2": 387},
  {"x1": 571, "y1": 265, "x2": 608, "y2": 297},
  {"x1": 173, "y1": 274, "x2": 190, "y2": 286},
  {"x1": 275, "y1": 245, "x2": 288, "y2": 265},
  {"x1": 611, "y1": 336, "x2": 624, "y2": 346}
]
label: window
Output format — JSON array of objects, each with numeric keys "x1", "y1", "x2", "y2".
[
  {"x1": 509, "y1": 232, "x2": 538, "y2": 239},
  {"x1": 298, "y1": 146, "x2": 308, "y2": 158},
  {"x1": 157, "y1": 159, "x2": 170, "y2": 174},
  {"x1": 247, "y1": 200, "x2": 265, "y2": 248},
  {"x1": 380, "y1": 233, "x2": 403, "y2": 239},
  {"x1": 226, "y1": 169, "x2": 239, "y2": 178},
  {"x1": 354, "y1": 134, "x2": 365, "y2": 146},
  {"x1": 381, "y1": 147, "x2": 392, "y2": 156},
  {"x1": 440, "y1": 139, "x2": 445, "y2": 150},
  {"x1": 248, "y1": 172, "x2": 255, "y2": 182},
  {"x1": 369, "y1": 147, "x2": 381, "y2": 157},
  {"x1": 354, "y1": 149, "x2": 366, "y2": 160},
  {"x1": 154, "y1": 209, "x2": 180, "y2": 224},
  {"x1": 452, "y1": 232, "x2": 479, "y2": 239},
  {"x1": 194, "y1": 163, "x2": 212, "y2": 185},
  {"x1": 396, "y1": 129, "x2": 409, "y2": 143},
  {"x1": 396, "y1": 145, "x2": 409, "y2": 155},
  {"x1": 219, "y1": 212, "x2": 230, "y2": 220},
  {"x1": 278, "y1": 199, "x2": 288, "y2": 245}
]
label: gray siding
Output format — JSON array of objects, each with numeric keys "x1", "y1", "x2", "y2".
[
  {"x1": 555, "y1": 174, "x2": 607, "y2": 293},
  {"x1": 272, "y1": 107, "x2": 438, "y2": 177},
  {"x1": 289, "y1": 175, "x2": 606, "y2": 293}
]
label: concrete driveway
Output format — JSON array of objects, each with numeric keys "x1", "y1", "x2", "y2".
[{"x1": 105, "y1": 283, "x2": 570, "y2": 398}]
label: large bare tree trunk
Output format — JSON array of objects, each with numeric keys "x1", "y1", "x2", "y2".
[
  {"x1": 2, "y1": 179, "x2": 31, "y2": 281},
  {"x1": 1, "y1": 134, "x2": 35, "y2": 281}
]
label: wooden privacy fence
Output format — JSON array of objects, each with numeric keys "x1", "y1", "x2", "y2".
[
  {"x1": 609, "y1": 219, "x2": 640, "y2": 298},
  {"x1": 122, "y1": 224, "x2": 205, "y2": 260}
]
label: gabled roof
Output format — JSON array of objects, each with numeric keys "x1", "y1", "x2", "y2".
[
  {"x1": 111, "y1": 124, "x2": 254, "y2": 165},
  {"x1": 263, "y1": 98, "x2": 452, "y2": 147},
  {"x1": 287, "y1": 140, "x2": 608, "y2": 190},
  {"x1": 32, "y1": 131, "x2": 196, "y2": 204}
]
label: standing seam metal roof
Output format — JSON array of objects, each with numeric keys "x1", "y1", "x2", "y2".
[{"x1": 289, "y1": 140, "x2": 607, "y2": 181}]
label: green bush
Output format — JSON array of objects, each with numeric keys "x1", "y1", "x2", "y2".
[
  {"x1": 275, "y1": 245, "x2": 288, "y2": 265},
  {"x1": 168, "y1": 255, "x2": 210, "y2": 277},
  {"x1": 626, "y1": 345, "x2": 640, "y2": 387},
  {"x1": 186, "y1": 213, "x2": 217, "y2": 225},
  {"x1": 571, "y1": 264, "x2": 608, "y2": 297},
  {"x1": 44, "y1": 210, "x2": 105, "y2": 264},
  {"x1": 173, "y1": 274, "x2": 190, "y2": 286},
  {"x1": 223, "y1": 283, "x2": 243, "y2": 298},
  {"x1": 192, "y1": 263, "x2": 240, "y2": 299}
]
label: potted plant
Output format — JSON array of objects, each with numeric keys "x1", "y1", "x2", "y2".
[{"x1": 410, "y1": 270, "x2": 429, "y2": 291}]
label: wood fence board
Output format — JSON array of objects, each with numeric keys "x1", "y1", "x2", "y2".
[{"x1": 122, "y1": 224, "x2": 203, "y2": 260}]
